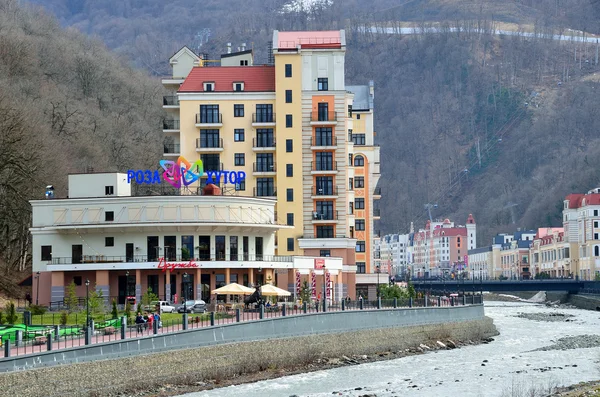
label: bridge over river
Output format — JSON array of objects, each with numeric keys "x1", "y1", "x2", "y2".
[{"x1": 411, "y1": 279, "x2": 600, "y2": 293}]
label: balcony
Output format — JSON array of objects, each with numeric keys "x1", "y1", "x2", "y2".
[
  {"x1": 163, "y1": 119, "x2": 180, "y2": 131},
  {"x1": 311, "y1": 161, "x2": 338, "y2": 174},
  {"x1": 163, "y1": 143, "x2": 180, "y2": 156},
  {"x1": 311, "y1": 136, "x2": 337, "y2": 149},
  {"x1": 196, "y1": 138, "x2": 224, "y2": 152},
  {"x1": 253, "y1": 187, "x2": 277, "y2": 197},
  {"x1": 311, "y1": 210, "x2": 339, "y2": 223},
  {"x1": 195, "y1": 113, "x2": 223, "y2": 127},
  {"x1": 310, "y1": 111, "x2": 337, "y2": 126},
  {"x1": 50, "y1": 254, "x2": 294, "y2": 265},
  {"x1": 163, "y1": 95, "x2": 179, "y2": 108},
  {"x1": 311, "y1": 186, "x2": 338, "y2": 198},
  {"x1": 373, "y1": 208, "x2": 381, "y2": 219},
  {"x1": 374, "y1": 186, "x2": 382, "y2": 199},
  {"x1": 252, "y1": 137, "x2": 276, "y2": 151},
  {"x1": 253, "y1": 162, "x2": 277, "y2": 175},
  {"x1": 252, "y1": 113, "x2": 276, "y2": 127}
]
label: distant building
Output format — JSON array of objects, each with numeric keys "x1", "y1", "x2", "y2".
[{"x1": 529, "y1": 228, "x2": 576, "y2": 279}]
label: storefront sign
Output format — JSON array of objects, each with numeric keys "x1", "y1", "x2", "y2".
[
  {"x1": 157, "y1": 257, "x2": 199, "y2": 272},
  {"x1": 314, "y1": 258, "x2": 325, "y2": 270},
  {"x1": 127, "y1": 157, "x2": 246, "y2": 188}
]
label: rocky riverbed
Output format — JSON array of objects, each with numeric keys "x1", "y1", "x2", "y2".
[{"x1": 515, "y1": 312, "x2": 576, "y2": 322}]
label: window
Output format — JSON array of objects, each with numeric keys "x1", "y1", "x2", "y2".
[
  {"x1": 355, "y1": 177, "x2": 364, "y2": 188},
  {"x1": 235, "y1": 180, "x2": 246, "y2": 191},
  {"x1": 349, "y1": 202, "x2": 354, "y2": 214},
  {"x1": 349, "y1": 178, "x2": 353, "y2": 190},
  {"x1": 316, "y1": 176, "x2": 334, "y2": 195},
  {"x1": 234, "y1": 104, "x2": 244, "y2": 117},
  {"x1": 199, "y1": 105, "x2": 220, "y2": 123},
  {"x1": 255, "y1": 237, "x2": 264, "y2": 260},
  {"x1": 355, "y1": 219, "x2": 365, "y2": 230},
  {"x1": 315, "y1": 152, "x2": 334, "y2": 170},
  {"x1": 317, "y1": 103, "x2": 329, "y2": 121},
  {"x1": 285, "y1": 64, "x2": 292, "y2": 77},
  {"x1": 356, "y1": 262, "x2": 366, "y2": 274},
  {"x1": 285, "y1": 90, "x2": 292, "y2": 103},
  {"x1": 354, "y1": 155, "x2": 365, "y2": 167},
  {"x1": 255, "y1": 128, "x2": 274, "y2": 147},
  {"x1": 356, "y1": 114, "x2": 361, "y2": 120},
  {"x1": 348, "y1": 105, "x2": 352, "y2": 117},
  {"x1": 201, "y1": 154, "x2": 221, "y2": 174},
  {"x1": 203, "y1": 82, "x2": 214, "y2": 92},
  {"x1": 355, "y1": 198, "x2": 365, "y2": 209},
  {"x1": 256, "y1": 178, "x2": 275, "y2": 196},
  {"x1": 105, "y1": 186, "x2": 114, "y2": 195},
  {"x1": 286, "y1": 164, "x2": 293, "y2": 177},
  {"x1": 318, "y1": 78, "x2": 328, "y2": 91},
  {"x1": 349, "y1": 154, "x2": 353, "y2": 165},
  {"x1": 105, "y1": 237, "x2": 114, "y2": 247},
  {"x1": 255, "y1": 104, "x2": 274, "y2": 123},
  {"x1": 256, "y1": 153, "x2": 274, "y2": 172},
  {"x1": 234, "y1": 128, "x2": 245, "y2": 142},
  {"x1": 234, "y1": 83, "x2": 244, "y2": 92},
  {"x1": 286, "y1": 139, "x2": 293, "y2": 152},
  {"x1": 287, "y1": 238, "x2": 294, "y2": 251},
  {"x1": 315, "y1": 201, "x2": 334, "y2": 220},
  {"x1": 287, "y1": 213, "x2": 294, "y2": 226},
  {"x1": 320, "y1": 250, "x2": 331, "y2": 257},
  {"x1": 234, "y1": 153, "x2": 245, "y2": 166},
  {"x1": 356, "y1": 241, "x2": 366, "y2": 252},
  {"x1": 41, "y1": 245, "x2": 52, "y2": 261},
  {"x1": 316, "y1": 225, "x2": 334, "y2": 238},
  {"x1": 595, "y1": 210, "x2": 599, "y2": 216},
  {"x1": 199, "y1": 129, "x2": 221, "y2": 148},
  {"x1": 286, "y1": 188, "x2": 293, "y2": 202},
  {"x1": 105, "y1": 211, "x2": 114, "y2": 221},
  {"x1": 352, "y1": 134, "x2": 366, "y2": 145},
  {"x1": 286, "y1": 114, "x2": 293, "y2": 128},
  {"x1": 315, "y1": 127, "x2": 333, "y2": 146}
]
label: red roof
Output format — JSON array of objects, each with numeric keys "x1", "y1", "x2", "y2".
[
  {"x1": 565, "y1": 194, "x2": 584, "y2": 209},
  {"x1": 432, "y1": 227, "x2": 467, "y2": 237},
  {"x1": 277, "y1": 31, "x2": 342, "y2": 49},
  {"x1": 179, "y1": 66, "x2": 275, "y2": 93}
]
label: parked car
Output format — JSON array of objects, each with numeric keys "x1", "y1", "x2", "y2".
[
  {"x1": 149, "y1": 301, "x2": 176, "y2": 313},
  {"x1": 177, "y1": 300, "x2": 206, "y2": 314}
]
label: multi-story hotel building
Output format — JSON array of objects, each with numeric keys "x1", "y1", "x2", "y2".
[
  {"x1": 160, "y1": 30, "x2": 382, "y2": 299},
  {"x1": 529, "y1": 228, "x2": 576, "y2": 279},
  {"x1": 30, "y1": 173, "x2": 344, "y2": 306}
]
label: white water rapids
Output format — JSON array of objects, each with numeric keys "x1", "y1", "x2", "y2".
[{"x1": 182, "y1": 301, "x2": 600, "y2": 397}]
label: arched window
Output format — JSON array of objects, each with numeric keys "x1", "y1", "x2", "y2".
[
  {"x1": 354, "y1": 155, "x2": 364, "y2": 167},
  {"x1": 595, "y1": 245, "x2": 599, "y2": 257}
]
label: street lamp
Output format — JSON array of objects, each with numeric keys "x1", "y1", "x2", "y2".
[
  {"x1": 323, "y1": 264, "x2": 327, "y2": 310},
  {"x1": 376, "y1": 264, "x2": 381, "y2": 298},
  {"x1": 35, "y1": 271, "x2": 40, "y2": 305},
  {"x1": 85, "y1": 278, "x2": 90, "y2": 328},
  {"x1": 182, "y1": 272, "x2": 188, "y2": 313}
]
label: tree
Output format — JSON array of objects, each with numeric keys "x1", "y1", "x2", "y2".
[
  {"x1": 141, "y1": 287, "x2": 159, "y2": 307},
  {"x1": 87, "y1": 284, "x2": 105, "y2": 316},
  {"x1": 407, "y1": 281, "x2": 416, "y2": 299},
  {"x1": 124, "y1": 300, "x2": 132, "y2": 322},
  {"x1": 4, "y1": 301, "x2": 17, "y2": 325},
  {"x1": 378, "y1": 285, "x2": 409, "y2": 300},
  {"x1": 111, "y1": 299, "x2": 118, "y2": 319},
  {"x1": 65, "y1": 280, "x2": 79, "y2": 313},
  {"x1": 299, "y1": 281, "x2": 311, "y2": 303}
]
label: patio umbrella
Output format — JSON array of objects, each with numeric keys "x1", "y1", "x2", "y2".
[
  {"x1": 260, "y1": 284, "x2": 291, "y2": 297},
  {"x1": 211, "y1": 283, "x2": 255, "y2": 295}
]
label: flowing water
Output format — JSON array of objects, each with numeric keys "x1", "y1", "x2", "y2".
[{"x1": 181, "y1": 302, "x2": 600, "y2": 397}]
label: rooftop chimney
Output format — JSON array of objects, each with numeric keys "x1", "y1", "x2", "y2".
[
  {"x1": 241, "y1": 42, "x2": 246, "y2": 51},
  {"x1": 227, "y1": 43, "x2": 232, "y2": 54}
]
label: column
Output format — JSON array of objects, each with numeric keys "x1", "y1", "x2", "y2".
[
  {"x1": 165, "y1": 270, "x2": 171, "y2": 302},
  {"x1": 248, "y1": 268, "x2": 254, "y2": 287},
  {"x1": 225, "y1": 268, "x2": 231, "y2": 302},
  {"x1": 135, "y1": 269, "x2": 142, "y2": 306},
  {"x1": 50, "y1": 272, "x2": 65, "y2": 306},
  {"x1": 95, "y1": 270, "x2": 110, "y2": 306},
  {"x1": 195, "y1": 268, "x2": 202, "y2": 300}
]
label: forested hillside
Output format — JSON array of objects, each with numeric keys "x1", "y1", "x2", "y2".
[
  {"x1": 0, "y1": 0, "x2": 164, "y2": 279},
  {"x1": 4, "y1": 0, "x2": 600, "y2": 278}
]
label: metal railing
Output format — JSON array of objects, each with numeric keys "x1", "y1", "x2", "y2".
[
  {"x1": 163, "y1": 96, "x2": 179, "y2": 106},
  {"x1": 163, "y1": 144, "x2": 180, "y2": 154},
  {"x1": 312, "y1": 210, "x2": 338, "y2": 221},
  {"x1": 162, "y1": 119, "x2": 180, "y2": 130},
  {"x1": 253, "y1": 162, "x2": 276, "y2": 172},
  {"x1": 252, "y1": 137, "x2": 276, "y2": 148},
  {"x1": 373, "y1": 208, "x2": 381, "y2": 217},
  {"x1": 311, "y1": 161, "x2": 338, "y2": 171},
  {"x1": 50, "y1": 254, "x2": 293, "y2": 265},
  {"x1": 195, "y1": 113, "x2": 222, "y2": 124},
  {"x1": 312, "y1": 186, "x2": 338, "y2": 196},
  {"x1": 253, "y1": 187, "x2": 277, "y2": 197},
  {"x1": 374, "y1": 187, "x2": 382, "y2": 195},
  {"x1": 252, "y1": 113, "x2": 276, "y2": 123},
  {"x1": 312, "y1": 136, "x2": 337, "y2": 146},
  {"x1": 310, "y1": 111, "x2": 337, "y2": 122},
  {"x1": 196, "y1": 137, "x2": 223, "y2": 149}
]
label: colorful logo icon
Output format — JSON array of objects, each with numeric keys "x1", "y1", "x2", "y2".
[{"x1": 159, "y1": 157, "x2": 204, "y2": 188}]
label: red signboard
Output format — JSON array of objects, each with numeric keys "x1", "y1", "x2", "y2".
[
  {"x1": 157, "y1": 257, "x2": 199, "y2": 272},
  {"x1": 314, "y1": 258, "x2": 325, "y2": 270}
]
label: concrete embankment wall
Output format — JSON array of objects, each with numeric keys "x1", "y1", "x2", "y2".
[
  {"x1": 0, "y1": 311, "x2": 496, "y2": 397},
  {"x1": 568, "y1": 294, "x2": 600, "y2": 310}
]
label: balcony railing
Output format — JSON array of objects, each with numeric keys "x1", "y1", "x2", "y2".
[
  {"x1": 50, "y1": 254, "x2": 294, "y2": 264},
  {"x1": 313, "y1": 186, "x2": 338, "y2": 196},
  {"x1": 163, "y1": 119, "x2": 180, "y2": 130},
  {"x1": 196, "y1": 113, "x2": 222, "y2": 124},
  {"x1": 312, "y1": 210, "x2": 338, "y2": 221},
  {"x1": 253, "y1": 137, "x2": 276, "y2": 148},
  {"x1": 312, "y1": 136, "x2": 337, "y2": 146},
  {"x1": 374, "y1": 187, "x2": 382, "y2": 195},
  {"x1": 252, "y1": 113, "x2": 276, "y2": 123},
  {"x1": 311, "y1": 161, "x2": 338, "y2": 171},
  {"x1": 310, "y1": 112, "x2": 337, "y2": 122},
  {"x1": 253, "y1": 187, "x2": 277, "y2": 197},
  {"x1": 196, "y1": 137, "x2": 223, "y2": 149},
  {"x1": 163, "y1": 96, "x2": 179, "y2": 106},
  {"x1": 373, "y1": 208, "x2": 381, "y2": 217},
  {"x1": 253, "y1": 162, "x2": 277, "y2": 172},
  {"x1": 163, "y1": 144, "x2": 180, "y2": 154}
]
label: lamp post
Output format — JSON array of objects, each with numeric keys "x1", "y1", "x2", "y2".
[
  {"x1": 322, "y1": 265, "x2": 327, "y2": 310},
  {"x1": 85, "y1": 278, "x2": 90, "y2": 328},
  {"x1": 376, "y1": 264, "x2": 381, "y2": 298},
  {"x1": 35, "y1": 271, "x2": 40, "y2": 305},
  {"x1": 182, "y1": 272, "x2": 188, "y2": 313}
]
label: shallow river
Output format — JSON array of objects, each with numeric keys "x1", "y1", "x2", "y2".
[{"x1": 182, "y1": 302, "x2": 600, "y2": 397}]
